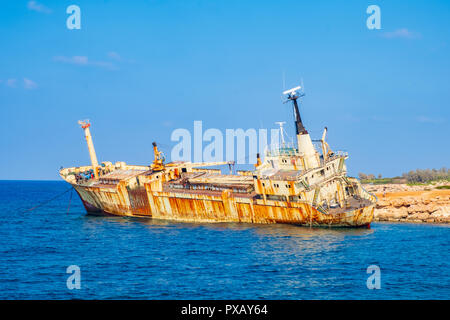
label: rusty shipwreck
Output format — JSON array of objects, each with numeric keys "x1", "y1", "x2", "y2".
[{"x1": 60, "y1": 86, "x2": 376, "y2": 227}]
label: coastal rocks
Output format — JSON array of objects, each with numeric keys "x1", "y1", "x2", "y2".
[
  {"x1": 368, "y1": 183, "x2": 450, "y2": 224},
  {"x1": 407, "y1": 204, "x2": 430, "y2": 214},
  {"x1": 375, "y1": 207, "x2": 408, "y2": 221},
  {"x1": 430, "y1": 206, "x2": 450, "y2": 223},
  {"x1": 409, "y1": 212, "x2": 430, "y2": 221}
]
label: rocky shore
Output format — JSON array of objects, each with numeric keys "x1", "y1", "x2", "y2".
[{"x1": 363, "y1": 183, "x2": 450, "y2": 224}]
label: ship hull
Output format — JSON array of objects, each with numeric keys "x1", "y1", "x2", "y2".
[{"x1": 72, "y1": 184, "x2": 375, "y2": 227}]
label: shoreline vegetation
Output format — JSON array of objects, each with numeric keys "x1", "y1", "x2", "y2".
[
  {"x1": 359, "y1": 168, "x2": 450, "y2": 185},
  {"x1": 359, "y1": 168, "x2": 450, "y2": 224}
]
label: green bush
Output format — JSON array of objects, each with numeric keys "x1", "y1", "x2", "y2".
[
  {"x1": 358, "y1": 168, "x2": 449, "y2": 185},
  {"x1": 402, "y1": 168, "x2": 450, "y2": 184}
]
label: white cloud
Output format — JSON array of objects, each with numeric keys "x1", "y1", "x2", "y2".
[
  {"x1": 54, "y1": 55, "x2": 116, "y2": 70},
  {"x1": 54, "y1": 55, "x2": 89, "y2": 65},
  {"x1": 6, "y1": 79, "x2": 17, "y2": 88},
  {"x1": 162, "y1": 121, "x2": 174, "y2": 127},
  {"x1": 416, "y1": 116, "x2": 444, "y2": 124},
  {"x1": 339, "y1": 114, "x2": 360, "y2": 123},
  {"x1": 107, "y1": 51, "x2": 121, "y2": 61},
  {"x1": 1, "y1": 78, "x2": 38, "y2": 89},
  {"x1": 107, "y1": 51, "x2": 134, "y2": 64},
  {"x1": 27, "y1": 1, "x2": 52, "y2": 14},
  {"x1": 370, "y1": 115, "x2": 391, "y2": 122},
  {"x1": 381, "y1": 28, "x2": 420, "y2": 39},
  {"x1": 91, "y1": 61, "x2": 116, "y2": 69},
  {"x1": 23, "y1": 78, "x2": 38, "y2": 90}
]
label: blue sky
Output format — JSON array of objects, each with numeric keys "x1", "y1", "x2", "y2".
[{"x1": 1, "y1": 0, "x2": 449, "y2": 180}]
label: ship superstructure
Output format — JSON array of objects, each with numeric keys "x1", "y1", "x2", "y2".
[{"x1": 60, "y1": 86, "x2": 376, "y2": 227}]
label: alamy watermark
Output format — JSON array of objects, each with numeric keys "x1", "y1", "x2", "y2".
[
  {"x1": 63, "y1": 5, "x2": 381, "y2": 31},
  {"x1": 66, "y1": 5, "x2": 81, "y2": 30},
  {"x1": 366, "y1": 265, "x2": 381, "y2": 289},
  {"x1": 366, "y1": 5, "x2": 381, "y2": 30},
  {"x1": 66, "y1": 265, "x2": 81, "y2": 290},
  {"x1": 170, "y1": 121, "x2": 282, "y2": 164}
]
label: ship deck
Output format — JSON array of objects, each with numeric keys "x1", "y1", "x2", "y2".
[
  {"x1": 164, "y1": 171, "x2": 255, "y2": 195},
  {"x1": 326, "y1": 197, "x2": 373, "y2": 214}
]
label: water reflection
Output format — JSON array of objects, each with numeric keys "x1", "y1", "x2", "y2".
[
  {"x1": 81, "y1": 213, "x2": 375, "y2": 238},
  {"x1": 250, "y1": 223, "x2": 374, "y2": 238},
  {"x1": 79, "y1": 213, "x2": 375, "y2": 264},
  {"x1": 137, "y1": 216, "x2": 375, "y2": 238},
  {"x1": 80, "y1": 214, "x2": 375, "y2": 265}
]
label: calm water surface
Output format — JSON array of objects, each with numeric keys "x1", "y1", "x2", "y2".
[{"x1": 0, "y1": 181, "x2": 448, "y2": 299}]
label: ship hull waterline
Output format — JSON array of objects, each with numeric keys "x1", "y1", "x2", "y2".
[{"x1": 73, "y1": 184, "x2": 375, "y2": 228}]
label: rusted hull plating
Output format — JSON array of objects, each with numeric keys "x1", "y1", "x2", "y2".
[{"x1": 73, "y1": 183, "x2": 375, "y2": 227}]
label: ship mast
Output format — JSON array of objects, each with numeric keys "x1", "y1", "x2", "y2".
[
  {"x1": 78, "y1": 120, "x2": 99, "y2": 179},
  {"x1": 283, "y1": 86, "x2": 307, "y2": 135},
  {"x1": 283, "y1": 86, "x2": 319, "y2": 169}
]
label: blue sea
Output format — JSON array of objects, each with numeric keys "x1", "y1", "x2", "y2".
[{"x1": 0, "y1": 180, "x2": 449, "y2": 299}]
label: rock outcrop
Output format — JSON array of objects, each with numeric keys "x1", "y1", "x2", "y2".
[{"x1": 363, "y1": 184, "x2": 450, "y2": 223}]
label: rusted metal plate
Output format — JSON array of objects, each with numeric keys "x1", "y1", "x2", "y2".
[{"x1": 128, "y1": 187, "x2": 152, "y2": 216}]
